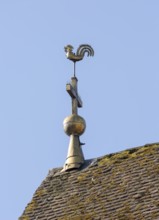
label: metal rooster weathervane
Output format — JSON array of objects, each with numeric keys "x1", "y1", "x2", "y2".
[
  {"x1": 62, "y1": 44, "x2": 94, "y2": 171},
  {"x1": 64, "y1": 44, "x2": 94, "y2": 77}
]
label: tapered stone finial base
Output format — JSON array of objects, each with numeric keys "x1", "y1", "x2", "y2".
[{"x1": 62, "y1": 134, "x2": 84, "y2": 171}]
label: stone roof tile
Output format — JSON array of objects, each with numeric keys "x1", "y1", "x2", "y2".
[{"x1": 19, "y1": 143, "x2": 159, "y2": 220}]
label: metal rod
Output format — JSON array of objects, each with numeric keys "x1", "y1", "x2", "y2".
[
  {"x1": 74, "y1": 62, "x2": 76, "y2": 77},
  {"x1": 71, "y1": 77, "x2": 78, "y2": 115}
]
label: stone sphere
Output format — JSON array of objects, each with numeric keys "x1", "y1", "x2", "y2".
[{"x1": 63, "y1": 114, "x2": 86, "y2": 136}]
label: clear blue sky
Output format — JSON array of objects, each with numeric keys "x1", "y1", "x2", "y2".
[{"x1": 0, "y1": 1, "x2": 159, "y2": 219}]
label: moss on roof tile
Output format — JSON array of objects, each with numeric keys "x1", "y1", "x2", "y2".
[
  {"x1": 98, "y1": 143, "x2": 159, "y2": 166},
  {"x1": 19, "y1": 143, "x2": 159, "y2": 220}
]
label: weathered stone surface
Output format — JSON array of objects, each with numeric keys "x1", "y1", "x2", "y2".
[{"x1": 19, "y1": 143, "x2": 159, "y2": 220}]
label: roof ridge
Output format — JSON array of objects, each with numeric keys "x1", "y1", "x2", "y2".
[
  {"x1": 97, "y1": 142, "x2": 159, "y2": 160},
  {"x1": 46, "y1": 143, "x2": 159, "y2": 177}
]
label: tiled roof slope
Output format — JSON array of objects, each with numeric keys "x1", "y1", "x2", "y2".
[{"x1": 19, "y1": 143, "x2": 159, "y2": 220}]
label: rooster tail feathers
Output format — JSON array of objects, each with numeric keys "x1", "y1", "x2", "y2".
[{"x1": 77, "y1": 44, "x2": 94, "y2": 58}]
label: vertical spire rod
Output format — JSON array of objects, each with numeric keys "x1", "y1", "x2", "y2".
[
  {"x1": 74, "y1": 62, "x2": 76, "y2": 77},
  {"x1": 71, "y1": 77, "x2": 78, "y2": 115}
]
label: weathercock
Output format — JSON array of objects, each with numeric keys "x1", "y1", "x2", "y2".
[{"x1": 64, "y1": 44, "x2": 94, "y2": 62}]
